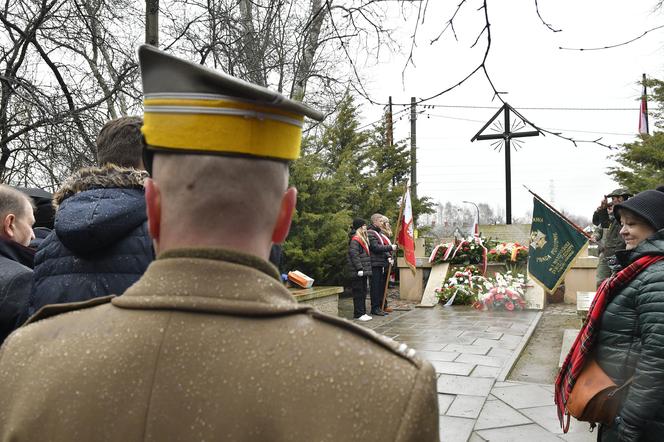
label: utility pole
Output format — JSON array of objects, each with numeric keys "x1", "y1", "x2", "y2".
[
  {"x1": 386, "y1": 96, "x2": 393, "y2": 148},
  {"x1": 146, "y1": 0, "x2": 159, "y2": 46},
  {"x1": 410, "y1": 97, "x2": 417, "y2": 200}
]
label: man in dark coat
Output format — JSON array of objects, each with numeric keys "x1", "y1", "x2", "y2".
[
  {"x1": 368, "y1": 213, "x2": 397, "y2": 316},
  {"x1": 0, "y1": 46, "x2": 439, "y2": 441},
  {"x1": 0, "y1": 185, "x2": 35, "y2": 343},
  {"x1": 28, "y1": 117, "x2": 154, "y2": 316}
]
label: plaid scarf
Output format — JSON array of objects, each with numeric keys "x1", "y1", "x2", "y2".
[{"x1": 555, "y1": 254, "x2": 664, "y2": 431}]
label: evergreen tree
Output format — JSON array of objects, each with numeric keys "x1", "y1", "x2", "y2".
[
  {"x1": 283, "y1": 92, "x2": 433, "y2": 285},
  {"x1": 609, "y1": 77, "x2": 664, "y2": 192}
]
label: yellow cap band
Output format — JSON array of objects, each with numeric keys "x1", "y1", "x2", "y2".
[{"x1": 141, "y1": 97, "x2": 304, "y2": 160}]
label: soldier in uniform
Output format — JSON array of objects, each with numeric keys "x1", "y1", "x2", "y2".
[{"x1": 0, "y1": 46, "x2": 438, "y2": 441}]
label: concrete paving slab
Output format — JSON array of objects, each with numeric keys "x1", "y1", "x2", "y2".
[
  {"x1": 438, "y1": 393, "x2": 455, "y2": 415},
  {"x1": 437, "y1": 374, "x2": 494, "y2": 396},
  {"x1": 416, "y1": 350, "x2": 460, "y2": 362},
  {"x1": 445, "y1": 344, "x2": 491, "y2": 355},
  {"x1": 477, "y1": 424, "x2": 562, "y2": 442},
  {"x1": 473, "y1": 337, "x2": 520, "y2": 350},
  {"x1": 470, "y1": 365, "x2": 501, "y2": 378},
  {"x1": 439, "y1": 416, "x2": 475, "y2": 442},
  {"x1": 460, "y1": 331, "x2": 504, "y2": 340},
  {"x1": 468, "y1": 433, "x2": 487, "y2": 442},
  {"x1": 559, "y1": 430, "x2": 596, "y2": 442},
  {"x1": 431, "y1": 360, "x2": 476, "y2": 376},
  {"x1": 446, "y1": 395, "x2": 485, "y2": 419},
  {"x1": 456, "y1": 353, "x2": 505, "y2": 368},
  {"x1": 407, "y1": 342, "x2": 447, "y2": 351},
  {"x1": 520, "y1": 405, "x2": 589, "y2": 435},
  {"x1": 474, "y1": 399, "x2": 531, "y2": 430},
  {"x1": 488, "y1": 347, "x2": 514, "y2": 359},
  {"x1": 491, "y1": 383, "x2": 554, "y2": 409}
]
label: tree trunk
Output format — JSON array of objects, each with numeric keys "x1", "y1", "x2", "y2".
[
  {"x1": 146, "y1": 0, "x2": 159, "y2": 46},
  {"x1": 291, "y1": 0, "x2": 327, "y2": 101}
]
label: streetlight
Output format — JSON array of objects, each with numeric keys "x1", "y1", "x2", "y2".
[{"x1": 462, "y1": 201, "x2": 480, "y2": 236}]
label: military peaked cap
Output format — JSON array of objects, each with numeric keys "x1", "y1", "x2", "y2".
[{"x1": 138, "y1": 45, "x2": 323, "y2": 166}]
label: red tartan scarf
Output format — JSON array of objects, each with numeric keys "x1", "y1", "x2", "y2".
[{"x1": 554, "y1": 254, "x2": 664, "y2": 430}]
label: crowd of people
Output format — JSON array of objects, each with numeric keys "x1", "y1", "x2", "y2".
[
  {"x1": 0, "y1": 46, "x2": 439, "y2": 440},
  {"x1": 2, "y1": 42, "x2": 664, "y2": 441}
]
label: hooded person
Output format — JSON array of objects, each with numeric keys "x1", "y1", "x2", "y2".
[
  {"x1": 27, "y1": 117, "x2": 154, "y2": 317},
  {"x1": 0, "y1": 46, "x2": 439, "y2": 441}
]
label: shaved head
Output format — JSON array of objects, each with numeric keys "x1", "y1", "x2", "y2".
[{"x1": 150, "y1": 153, "x2": 290, "y2": 253}]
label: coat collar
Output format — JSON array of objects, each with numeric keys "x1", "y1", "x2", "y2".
[
  {"x1": 0, "y1": 237, "x2": 35, "y2": 269},
  {"x1": 112, "y1": 247, "x2": 311, "y2": 316}
]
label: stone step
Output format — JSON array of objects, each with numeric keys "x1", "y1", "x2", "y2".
[{"x1": 559, "y1": 328, "x2": 580, "y2": 368}]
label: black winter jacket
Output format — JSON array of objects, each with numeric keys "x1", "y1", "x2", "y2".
[
  {"x1": 29, "y1": 165, "x2": 154, "y2": 315},
  {"x1": 367, "y1": 225, "x2": 393, "y2": 268},
  {"x1": 595, "y1": 230, "x2": 664, "y2": 442},
  {"x1": 347, "y1": 230, "x2": 372, "y2": 279},
  {"x1": 0, "y1": 238, "x2": 34, "y2": 344}
]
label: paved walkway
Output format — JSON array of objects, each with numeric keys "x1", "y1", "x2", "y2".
[{"x1": 355, "y1": 305, "x2": 595, "y2": 442}]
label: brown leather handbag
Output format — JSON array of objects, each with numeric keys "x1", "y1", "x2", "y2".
[{"x1": 567, "y1": 358, "x2": 633, "y2": 425}]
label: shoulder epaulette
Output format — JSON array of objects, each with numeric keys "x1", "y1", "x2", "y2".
[
  {"x1": 308, "y1": 310, "x2": 424, "y2": 368},
  {"x1": 25, "y1": 295, "x2": 115, "y2": 326}
]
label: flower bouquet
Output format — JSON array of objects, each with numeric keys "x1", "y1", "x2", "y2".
[
  {"x1": 429, "y1": 236, "x2": 491, "y2": 267},
  {"x1": 435, "y1": 265, "x2": 489, "y2": 306},
  {"x1": 473, "y1": 271, "x2": 528, "y2": 311},
  {"x1": 487, "y1": 242, "x2": 528, "y2": 264}
]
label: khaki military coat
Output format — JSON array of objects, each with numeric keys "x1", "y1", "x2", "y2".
[{"x1": 0, "y1": 248, "x2": 439, "y2": 441}]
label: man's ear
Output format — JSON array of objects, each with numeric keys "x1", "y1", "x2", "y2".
[
  {"x1": 3, "y1": 214, "x2": 15, "y2": 240},
  {"x1": 144, "y1": 178, "x2": 161, "y2": 245},
  {"x1": 272, "y1": 187, "x2": 297, "y2": 244}
]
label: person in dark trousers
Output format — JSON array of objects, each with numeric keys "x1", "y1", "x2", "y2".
[
  {"x1": 347, "y1": 218, "x2": 372, "y2": 321},
  {"x1": 28, "y1": 117, "x2": 154, "y2": 316},
  {"x1": 368, "y1": 213, "x2": 397, "y2": 316},
  {"x1": 0, "y1": 185, "x2": 35, "y2": 344}
]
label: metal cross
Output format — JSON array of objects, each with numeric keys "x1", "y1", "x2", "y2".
[{"x1": 471, "y1": 103, "x2": 540, "y2": 224}]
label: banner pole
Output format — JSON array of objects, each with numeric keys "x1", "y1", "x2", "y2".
[
  {"x1": 381, "y1": 180, "x2": 410, "y2": 310},
  {"x1": 523, "y1": 185, "x2": 591, "y2": 239}
]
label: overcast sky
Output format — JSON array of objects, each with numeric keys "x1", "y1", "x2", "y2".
[{"x1": 357, "y1": 0, "x2": 663, "y2": 222}]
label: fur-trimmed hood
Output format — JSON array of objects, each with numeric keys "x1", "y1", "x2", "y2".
[
  {"x1": 53, "y1": 164, "x2": 148, "y2": 208},
  {"x1": 53, "y1": 165, "x2": 149, "y2": 255}
]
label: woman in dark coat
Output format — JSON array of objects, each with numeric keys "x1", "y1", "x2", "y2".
[
  {"x1": 347, "y1": 218, "x2": 372, "y2": 321},
  {"x1": 588, "y1": 188, "x2": 664, "y2": 441}
]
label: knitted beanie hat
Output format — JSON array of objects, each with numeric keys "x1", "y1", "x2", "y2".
[
  {"x1": 352, "y1": 218, "x2": 367, "y2": 230},
  {"x1": 614, "y1": 187, "x2": 664, "y2": 230}
]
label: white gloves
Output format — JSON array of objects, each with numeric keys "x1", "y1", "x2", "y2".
[
  {"x1": 357, "y1": 270, "x2": 364, "y2": 277},
  {"x1": 391, "y1": 244, "x2": 398, "y2": 251},
  {"x1": 388, "y1": 258, "x2": 394, "y2": 266}
]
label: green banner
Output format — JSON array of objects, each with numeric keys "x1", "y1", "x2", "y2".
[{"x1": 528, "y1": 197, "x2": 588, "y2": 292}]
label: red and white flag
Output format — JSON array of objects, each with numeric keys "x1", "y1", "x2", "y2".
[
  {"x1": 398, "y1": 183, "x2": 416, "y2": 274},
  {"x1": 639, "y1": 74, "x2": 649, "y2": 135}
]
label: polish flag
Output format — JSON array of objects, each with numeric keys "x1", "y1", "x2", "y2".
[
  {"x1": 639, "y1": 76, "x2": 649, "y2": 135},
  {"x1": 398, "y1": 183, "x2": 416, "y2": 274}
]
